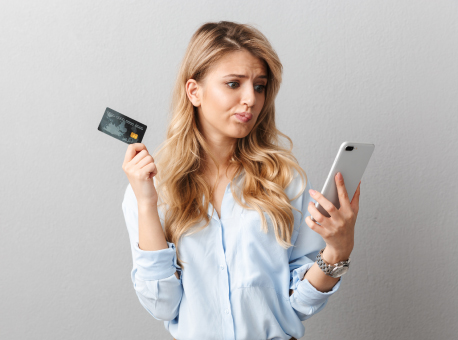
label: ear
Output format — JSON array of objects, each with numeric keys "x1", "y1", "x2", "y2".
[{"x1": 186, "y1": 79, "x2": 201, "y2": 107}]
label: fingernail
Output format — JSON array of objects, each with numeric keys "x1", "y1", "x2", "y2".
[
  {"x1": 309, "y1": 189, "x2": 316, "y2": 196},
  {"x1": 337, "y1": 172, "x2": 343, "y2": 180}
]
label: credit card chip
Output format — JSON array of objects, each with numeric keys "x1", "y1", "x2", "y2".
[{"x1": 130, "y1": 132, "x2": 138, "y2": 139}]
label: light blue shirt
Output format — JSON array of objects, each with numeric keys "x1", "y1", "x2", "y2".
[{"x1": 122, "y1": 168, "x2": 342, "y2": 340}]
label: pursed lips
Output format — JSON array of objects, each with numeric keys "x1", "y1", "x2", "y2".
[{"x1": 234, "y1": 112, "x2": 253, "y2": 120}]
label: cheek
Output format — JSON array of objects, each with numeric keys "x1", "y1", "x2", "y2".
[
  {"x1": 208, "y1": 86, "x2": 237, "y2": 110},
  {"x1": 255, "y1": 93, "x2": 266, "y2": 110}
]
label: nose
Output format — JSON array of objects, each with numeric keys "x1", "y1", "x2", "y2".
[{"x1": 241, "y1": 82, "x2": 257, "y2": 109}]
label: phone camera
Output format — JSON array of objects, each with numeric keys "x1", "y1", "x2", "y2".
[{"x1": 345, "y1": 146, "x2": 354, "y2": 151}]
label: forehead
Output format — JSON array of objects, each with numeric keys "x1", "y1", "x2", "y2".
[{"x1": 210, "y1": 50, "x2": 267, "y2": 76}]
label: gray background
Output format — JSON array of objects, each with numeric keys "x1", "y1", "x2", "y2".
[{"x1": 1, "y1": 0, "x2": 457, "y2": 339}]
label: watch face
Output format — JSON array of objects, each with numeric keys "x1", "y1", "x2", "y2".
[{"x1": 331, "y1": 266, "x2": 349, "y2": 277}]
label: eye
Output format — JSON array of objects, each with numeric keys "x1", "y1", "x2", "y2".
[
  {"x1": 255, "y1": 85, "x2": 266, "y2": 93},
  {"x1": 226, "y1": 82, "x2": 266, "y2": 93},
  {"x1": 226, "y1": 81, "x2": 239, "y2": 89}
]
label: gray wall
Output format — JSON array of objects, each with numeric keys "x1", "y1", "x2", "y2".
[{"x1": 1, "y1": 0, "x2": 457, "y2": 339}]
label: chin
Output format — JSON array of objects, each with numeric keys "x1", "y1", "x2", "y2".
[{"x1": 229, "y1": 129, "x2": 252, "y2": 139}]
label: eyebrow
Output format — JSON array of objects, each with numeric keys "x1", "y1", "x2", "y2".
[{"x1": 223, "y1": 74, "x2": 268, "y2": 79}]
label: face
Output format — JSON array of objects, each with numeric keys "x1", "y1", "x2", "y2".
[{"x1": 186, "y1": 50, "x2": 268, "y2": 141}]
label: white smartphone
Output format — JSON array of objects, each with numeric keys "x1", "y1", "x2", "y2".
[{"x1": 311, "y1": 141, "x2": 375, "y2": 222}]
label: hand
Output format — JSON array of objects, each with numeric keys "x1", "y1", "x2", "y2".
[
  {"x1": 305, "y1": 172, "x2": 361, "y2": 261},
  {"x1": 122, "y1": 143, "x2": 158, "y2": 206}
]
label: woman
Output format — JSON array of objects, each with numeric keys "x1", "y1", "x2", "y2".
[{"x1": 122, "y1": 21, "x2": 360, "y2": 340}]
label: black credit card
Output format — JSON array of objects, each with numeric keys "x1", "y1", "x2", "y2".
[{"x1": 97, "y1": 107, "x2": 147, "y2": 144}]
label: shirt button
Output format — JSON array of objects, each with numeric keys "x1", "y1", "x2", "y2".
[
  {"x1": 220, "y1": 265, "x2": 224, "y2": 270},
  {"x1": 225, "y1": 309, "x2": 230, "y2": 314}
]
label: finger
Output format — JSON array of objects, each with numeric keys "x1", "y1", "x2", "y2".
[
  {"x1": 305, "y1": 215, "x2": 326, "y2": 235},
  {"x1": 335, "y1": 172, "x2": 351, "y2": 211},
  {"x1": 142, "y1": 162, "x2": 157, "y2": 180},
  {"x1": 130, "y1": 149, "x2": 149, "y2": 166},
  {"x1": 308, "y1": 201, "x2": 330, "y2": 227},
  {"x1": 136, "y1": 154, "x2": 154, "y2": 169},
  {"x1": 350, "y1": 181, "x2": 361, "y2": 214},
  {"x1": 123, "y1": 143, "x2": 147, "y2": 167},
  {"x1": 309, "y1": 189, "x2": 339, "y2": 219}
]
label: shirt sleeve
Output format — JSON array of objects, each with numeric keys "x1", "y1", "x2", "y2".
[
  {"x1": 122, "y1": 183, "x2": 183, "y2": 322},
  {"x1": 287, "y1": 175, "x2": 342, "y2": 321}
]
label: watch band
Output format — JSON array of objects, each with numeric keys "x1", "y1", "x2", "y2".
[{"x1": 316, "y1": 247, "x2": 351, "y2": 278}]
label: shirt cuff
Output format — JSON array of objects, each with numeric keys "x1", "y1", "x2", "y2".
[
  {"x1": 290, "y1": 262, "x2": 342, "y2": 305},
  {"x1": 133, "y1": 241, "x2": 180, "y2": 281}
]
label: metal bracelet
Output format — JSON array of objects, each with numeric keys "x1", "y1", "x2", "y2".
[{"x1": 316, "y1": 247, "x2": 350, "y2": 276}]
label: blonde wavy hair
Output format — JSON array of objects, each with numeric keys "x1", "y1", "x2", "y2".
[{"x1": 152, "y1": 21, "x2": 308, "y2": 270}]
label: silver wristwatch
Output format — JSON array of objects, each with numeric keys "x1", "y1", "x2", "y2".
[{"x1": 316, "y1": 247, "x2": 351, "y2": 278}]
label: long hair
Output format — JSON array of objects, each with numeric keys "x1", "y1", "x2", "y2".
[{"x1": 152, "y1": 21, "x2": 308, "y2": 270}]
